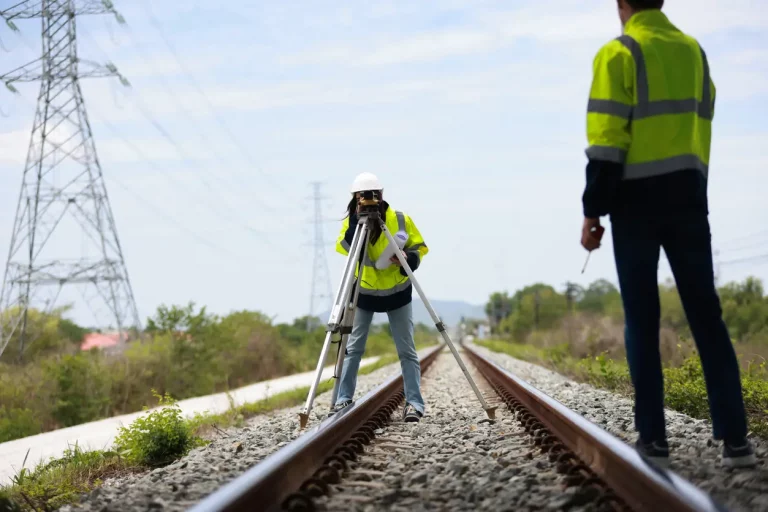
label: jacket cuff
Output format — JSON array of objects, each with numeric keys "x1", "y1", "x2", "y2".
[
  {"x1": 582, "y1": 158, "x2": 622, "y2": 218},
  {"x1": 399, "y1": 251, "x2": 420, "y2": 276}
]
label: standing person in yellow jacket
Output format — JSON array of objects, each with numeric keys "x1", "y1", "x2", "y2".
[
  {"x1": 332, "y1": 172, "x2": 429, "y2": 422},
  {"x1": 580, "y1": 0, "x2": 756, "y2": 468}
]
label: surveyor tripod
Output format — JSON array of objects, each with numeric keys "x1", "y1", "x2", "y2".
[{"x1": 298, "y1": 208, "x2": 496, "y2": 429}]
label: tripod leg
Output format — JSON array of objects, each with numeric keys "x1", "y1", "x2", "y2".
[
  {"x1": 299, "y1": 222, "x2": 368, "y2": 429},
  {"x1": 330, "y1": 238, "x2": 369, "y2": 407},
  {"x1": 329, "y1": 310, "x2": 353, "y2": 408},
  {"x1": 379, "y1": 223, "x2": 497, "y2": 420}
]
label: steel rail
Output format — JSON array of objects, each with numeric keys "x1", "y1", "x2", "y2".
[
  {"x1": 463, "y1": 343, "x2": 727, "y2": 512},
  {"x1": 189, "y1": 343, "x2": 444, "y2": 512}
]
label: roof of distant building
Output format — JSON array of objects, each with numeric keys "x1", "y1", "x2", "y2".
[{"x1": 80, "y1": 332, "x2": 122, "y2": 351}]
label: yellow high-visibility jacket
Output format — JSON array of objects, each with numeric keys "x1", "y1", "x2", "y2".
[
  {"x1": 336, "y1": 206, "x2": 428, "y2": 307},
  {"x1": 585, "y1": 9, "x2": 715, "y2": 181}
]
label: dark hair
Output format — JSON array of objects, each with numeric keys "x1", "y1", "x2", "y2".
[
  {"x1": 625, "y1": 0, "x2": 664, "y2": 9},
  {"x1": 344, "y1": 195, "x2": 389, "y2": 245}
]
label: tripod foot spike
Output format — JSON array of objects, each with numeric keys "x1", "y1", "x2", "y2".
[
  {"x1": 298, "y1": 413, "x2": 309, "y2": 430},
  {"x1": 485, "y1": 406, "x2": 498, "y2": 420}
]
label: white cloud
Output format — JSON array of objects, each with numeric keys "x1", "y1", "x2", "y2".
[
  {"x1": 362, "y1": 30, "x2": 500, "y2": 66},
  {"x1": 1, "y1": 0, "x2": 766, "y2": 326}
]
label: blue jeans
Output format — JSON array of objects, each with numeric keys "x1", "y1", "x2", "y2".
[
  {"x1": 335, "y1": 302, "x2": 425, "y2": 414},
  {"x1": 611, "y1": 212, "x2": 748, "y2": 444}
]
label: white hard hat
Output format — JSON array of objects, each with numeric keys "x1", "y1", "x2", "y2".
[{"x1": 350, "y1": 172, "x2": 383, "y2": 193}]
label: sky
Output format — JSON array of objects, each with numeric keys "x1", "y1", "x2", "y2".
[{"x1": 0, "y1": 0, "x2": 766, "y2": 329}]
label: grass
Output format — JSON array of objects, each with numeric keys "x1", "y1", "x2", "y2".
[
  {"x1": 0, "y1": 444, "x2": 139, "y2": 512},
  {"x1": 476, "y1": 338, "x2": 768, "y2": 439},
  {"x1": 0, "y1": 350, "x2": 410, "y2": 511}
]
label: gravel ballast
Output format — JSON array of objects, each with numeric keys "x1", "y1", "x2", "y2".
[
  {"x1": 61, "y1": 350, "x2": 433, "y2": 512},
  {"x1": 61, "y1": 342, "x2": 768, "y2": 511},
  {"x1": 470, "y1": 342, "x2": 768, "y2": 512},
  {"x1": 315, "y1": 350, "x2": 586, "y2": 511}
]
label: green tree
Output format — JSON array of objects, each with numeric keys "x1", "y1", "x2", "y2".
[
  {"x1": 499, "y1": 284, "x2": 568, "y2": 339},
  {"x1": 144, "y1": 302, "x2": 225, "y2": 398},
  {"x1": 485, "y1": 292, "x2": 513, "y2": 332},
  {"x1": 44, "y1": 352, "x2": 111, "y2": 427},
  {"x1": 0, "y1": 305, "x2": 90, "y2": 364}
]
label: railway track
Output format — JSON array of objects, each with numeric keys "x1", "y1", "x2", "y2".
[{"x1": 187, "y1": 342, "x2": 726, "y2": 512}]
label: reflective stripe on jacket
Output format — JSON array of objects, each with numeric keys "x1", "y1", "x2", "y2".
[
  {"x1": 336, "y1": 207, "x2": 428, "y2": 297},
  {"x1": 585, "y1": 10, "x2": 715, "y2": 181}
]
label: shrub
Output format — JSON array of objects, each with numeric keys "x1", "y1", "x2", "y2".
[
  {"x1": 1, "y1": 443, "x2": 129, "y2": 511},
  {"x1": 0, "y1": 489, "x2": 21, "y2": 512},
  {"x1": 113, "y1": 391, "x2": 202, "y2": 467},
  {"x1": 0, "y1": 302, "x2": 438, "y2": 445},
  {"x1": 0, "y1": 408, "x2": 41, "y2": 443},
  {"x1": 44, "y1": 352, "x2": 111, "y2": 427},
  {"x1": 477, "y1": 339, "x2": 768, "y2": 439}
]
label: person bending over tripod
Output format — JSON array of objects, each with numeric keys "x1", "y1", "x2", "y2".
[{"x1": 332, "y1": 172, "x2": 429, "y2": 422}]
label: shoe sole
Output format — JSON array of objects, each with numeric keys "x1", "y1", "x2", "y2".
[
  {"x1": 646, "y1": 455, "x2": 670, "y2": 469},
  {"x1": 722, "y1": 454, "x2": 757, "y2": 468}
]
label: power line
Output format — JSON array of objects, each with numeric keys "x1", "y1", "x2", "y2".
[
  {"x1": 80, "y1": 20, "x2": 285, "y2": 218},
  {"x1": 91, "y1": 116, "x2": 303, "y2": 265},
  {"x1": 75, "y1": 24, "x2": 287, "y2": 239},
  {"x1": 9, "y1": 87, "x2": 303, "y2": 265},
  {"x1": 720, "y1": 253, "x2": 768, "y2": 267},
  {"x1": 0, "y1": 0, "x2": 140, "y2": 359},
  {"x1": 3, "y1": 89, "x2": 247, "y2": 257},
  {"x1": 106, "y1": 175, "x2": 239, "y2": 258},
  {"x1": 138, "y1": 0, "x2": 290, "y2": 197},
  {"x1": 716, "y1": 229, "x2": 768, "y2": 249}
]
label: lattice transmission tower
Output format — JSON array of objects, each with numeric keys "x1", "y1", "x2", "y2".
[
  {"x1": 307, "y1": 182, "x2": 332, "y2": 331},
  {"x1": 0, "y1": 0, "x2": 141, "y2": 359}
]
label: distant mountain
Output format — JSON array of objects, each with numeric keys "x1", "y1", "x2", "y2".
[{"x1": 318, "y1": 298, "x2": 486, "y2": 328}]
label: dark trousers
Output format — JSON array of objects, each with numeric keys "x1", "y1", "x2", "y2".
[{"x1": 611, "y1": 211, "x2": 748, "y2": 444}]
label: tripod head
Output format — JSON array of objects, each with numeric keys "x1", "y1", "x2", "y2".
[{"x1": 357, "y1": 189, "x2": 382, "y2": 222}]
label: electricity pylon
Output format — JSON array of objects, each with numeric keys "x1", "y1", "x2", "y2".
[
  {"x1": 307, "y1": 182, "x2": 332, "y2": 331},
  {"x1": 0, "y1": 0, "x2": 141, "y2": 360}
]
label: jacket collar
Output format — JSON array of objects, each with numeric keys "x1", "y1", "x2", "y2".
[{"x1": 624, "y1": 9, "x2": 673, "y2": 32}]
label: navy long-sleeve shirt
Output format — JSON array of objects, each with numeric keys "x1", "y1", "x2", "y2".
[{"x1": 582, "y1": 159, "x2": 710, "y2": 219}]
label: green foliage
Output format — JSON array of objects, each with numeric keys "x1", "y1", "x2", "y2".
[
  {"x1": 0, "y1": 300, "x2": 438, "y2": 445},
  {"x1": 113, "y1": 391, "x2": 202, "y2": 467},
  {"x1": 1, "y1": 444, "x2": 130, "y2": 512},
  {"x1": 478, "y1": 338, "x2": 768, "y2": 439},
  {"x1": 0, "y1": 350, "x2": 412, "y2": 512},
  {"x1": 0, "y1": 305, "x2": 91, "y2": 363},
  {"x1": 485, "y1": 276, "x2": 768, "y2": 347},
  {"x1": 485, "y1": 291, "x2": 514, "y2": 332},
  {"x1": 0, "y1": 489, "x2": 21, "y2": 512},
  {"x1": 0, "y1": 408, "x2": 41, "y2": 444},
  {"x1": 500, "y1": 284, "x2": 568, "y2": 339},
  {"x1": 576, "y1": 279, "x2": 623, "y2": 320},
  {"x1": 44, "y1": 352, "x2": 111, "y2": 427}
]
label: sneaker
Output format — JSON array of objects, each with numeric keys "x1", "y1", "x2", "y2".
[
  {"x1": 635, "y1": 438, "x2": 670, "y2": 468},
  {"x1": 328, "y1": 400, "x2": 352, "y2": 416},
  {"x1": 722, "y1": 439, "x2": 757, "y2": 469},
  {"x1": 403, "y1": 403, "x2": 423, "y2": 423}
]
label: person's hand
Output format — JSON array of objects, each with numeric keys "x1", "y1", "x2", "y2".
[
  {"x1": 390, "y1": 250, "x2": 406, "y2": 266},
  {"x1": 581, "y1": 217, "x2": 605, "y2": 251}
]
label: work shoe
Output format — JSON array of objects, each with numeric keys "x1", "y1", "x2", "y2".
[
  {"x1": 722, "y1": 439, "x2": 757, "y2": 469},
  {"x1": 403, "y1": 403, "x2": 423, "y2": 423},
  {"x1": 635, "y1": 438, "x2": 670, "y2": 468},
  {"x1": 328, "y1": 400, "x2": 352, "y2": 416}
]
